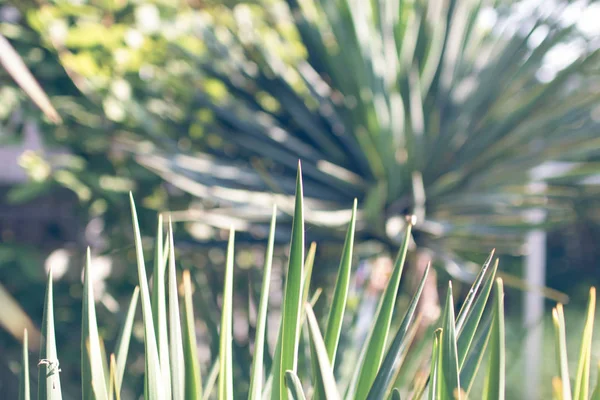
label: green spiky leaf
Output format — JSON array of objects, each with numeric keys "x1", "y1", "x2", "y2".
[
  {"x1": 38, "y1": 269, "x2": 62, "y2": 400},
  {"x1": 167, "y1": 220, "x2": 185, "y2": 400},
  {"x1": 482, "y1": 279, "x2": 505, "y2": 400},
  {"x1": 129, "y1": 193, "x2": 163, "y2": 399},
  {"x1": 82, "y1": 248, "x2": 109, "y2": 400},
  {"x1": 573, "y1": 288, "x2": 596, "y2": 400},
  {"x1": 367, "y1": 265, "x2": 430, "y2": 400},
  {"x1": 350, "y1": 221, "x2": 413, "y2": 400},
  {"x1": 20, "y1": 329, "x2": 30, "y2": 400},
  {"x1": 218, "y1": 229, "x2": 235, "y2": 400},
  {"x1": 249, "y1": 206, "x2": 277, "y2": 400},
  {"x1": 274, "y1": 163, "x2": 305, "y2": 400},
  {"x1": 183, "y1": 269, "x2": 202, "y2": 399}
]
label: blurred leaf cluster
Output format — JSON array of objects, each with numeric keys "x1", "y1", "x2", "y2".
[{"x1": 1, "y1": 0, "x2": 599, "y2": 264}]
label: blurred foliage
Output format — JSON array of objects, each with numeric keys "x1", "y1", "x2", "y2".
[{"x1": 1, "y1": 0, "x2": 599, "y2": 262}]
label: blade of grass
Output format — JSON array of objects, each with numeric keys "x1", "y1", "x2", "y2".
[
  {"x1": 151, "y1": 215, "x2": 171, "y2": 399},
  {"x1": 129, "y1": 193, "x2": 164, "y2": 399},
  {"x1": 350, "y1": 219, "x2": 414, "y2": 400},
  {"x1": 440, "y1": 282, "x2": 461, "y2": 399},
  {"x1": 20, "y1": 329, "x2": 29, "y2": 400},
  {"x1": 108, "y1": 355, "x2": 114, "y2": 400},
  {"x1": 275, "y1": 162, "x2": 305, "y2": 400},
  {"x1": 460, "y1": 314, "x2": 492, "y2": 396},
  {"x1": 219, "y1": 229, "x2": 235, "y2": 400},
  {"x1": 387, "y1": 314, "x2": 423, "y2": 396},
  {"x1": 457, "y1": 259, "x2": 498, "y2": 369},
  {"x1": 203, "y1": 359, "x2": 220, "y2": 400},
  {"x1": 391, "y1": 388, "x2": 401, "y2": 400},
  {"x1": 428, "y1": 329, "x2": 442, "y2": 400},
  {"x1": 482, "y1": 279, "x2": 505, "y2": 400},
  {"x1": 38, "y1": 268, "x2": 62, "y2": 399},
  {"x1": 366, "y1": 265, "x2": 430, "y2": 400},
  {"x1": 98, "y1": 338, "x2": 110, "y2": 393},
  {"x1": 456, "y1": 250, "x2": 495, "y2": 332},
  {"x1": 114, "y1": 287, "x2": 139, "y2": 392},
  {"x1": 306, "y1": 303, "x2": 342, "y2": 400},
  {"x1": 108, "y1": 354, "x2": 121, "y2": 400},
  {"x1": 167, "y1": 220, "x2": 185, "y2": 400},
  {"x1": 552, "y1": 304, "x2": 572, "y2": 400},
  {"x1": 82, "y1": 248, "x2": 109, "y2": 400},
  {"x1": 323, "y1": 199, "x2": 357, "y2": 364},
  {"x1": 183, "y1": 269, "x2": 203, "y2": 399},
  {"x1": 573, "y1": 288, "x2": 596, "y2": 400},
  {"x1": 302, "y1": 242, "x2": 317, "y2": 316},
  {"x1": 249, "y1": 206, "x2": 277, "y2": 400},
  {"x1": 285, "y1": 371, "x2": 307, "y2": 400},
  {"x1": 590, "y1": 360, "x2": 600, "y2": 400}
]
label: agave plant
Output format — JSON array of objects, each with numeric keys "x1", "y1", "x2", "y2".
[
  {"x1": 15, "y1": 168, "x2": 600, "y2": 400},
  {"x1": 121, "y1": 0, "x2": 600, "y2": 268}
]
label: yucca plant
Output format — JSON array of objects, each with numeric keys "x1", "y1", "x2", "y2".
[
  {"x1": 122, "y1": 0, "x2": 600, "y2": 268},
  {"x1": 15, "y1": 167, "x2": 600, "y2": 399}
]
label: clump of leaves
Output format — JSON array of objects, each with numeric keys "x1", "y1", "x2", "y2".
[{"x1": 17, "y1": 166, "x2": 600, "y2": 399}]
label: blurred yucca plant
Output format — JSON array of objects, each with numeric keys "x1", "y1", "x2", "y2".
[
  {"x1": 126, "y1": 0, "x2": 600, "y2": 269},
  {"x1": 17, "y1": 167, "x2": 600, "y2": 399}
]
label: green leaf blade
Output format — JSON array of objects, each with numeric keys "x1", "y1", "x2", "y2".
[
  {"x1": 38, "y1": 269, "x2": 62, "y2": 400},
  {"x1": 168, "y1": 220, "x2": 186, "y2": 400},
  {"x1": 366, "y1": 265, "x2": 430, "y2": 400},
  {"x1": 457, "y1": 259, "x2": 498, "y2": 370},
  {"x1": 20, "y1": 329, "x2": 30, "y2": 400},
  {"x1": 129, "y1": 193, "x2": 163, "y2": 400},
  {"x1": 324, "y1": 199, "x2": 357, "y2": 364},
  {"x1": 351, "y1": 221, "x2": 413, "y2": 400},
  {"x1": 151, "y1": 215, "x2": 171, "y2": 399},
  {"x1": 552, "y1": 303, "x2": 572, "y2": 400},
  {"x1": 285, "y1": 371, "x2": 307, "y2": 400},
  {"x1": 218, "y1": 229, "x2": 235, "y2": 400},
  {"x1": 573, "y1": 288, "x2": 596, "y2": 400},
  {"x1": 482, "y1": 279, "x2": 505, "y2": 400},
  {"x1": 275, "y1": 163, "x2": 305, "y2": 400},
  {"x1": 249, "y1": 206, "x2": 277, "y2": 400},
  {"x1": 82, "y1": 248, "x2": 109, "y2": 400},
  {"x1": 440, "y1": 282, "x2": 461, "y2": 400},
  {"x1": 114, "y1": 287, "x2": 139, "y2": 392},
  {"x1": 183, "y1": 269, "x2": 203, "y2": 399},
  {"x1": 306, "y1": 304, "x2": 341, "y2": 400},
  {"x1": 428, "y1": 329, "x2": 442, "y2": 400}
]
